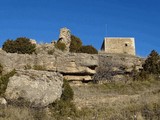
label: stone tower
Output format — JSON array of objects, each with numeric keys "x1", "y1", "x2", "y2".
[
  {"x1": 59, "y1": 27, "x2": 71, "y2": 51},
  {"x1": 101, "y1": 37, "x2": 136, "y2": 55}
]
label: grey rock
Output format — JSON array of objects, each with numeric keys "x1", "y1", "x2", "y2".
[
  {"x1": 0, "y1": 50, "x2": 98, "y2": 81},
  {"x1": 0, "y1": 97, "x2": 7, "y2": 106},
  {"x1": 56, "y1": 53, "x2": 98, "y2": 75},
  {"x1": 5, "y1": 70, "x2": 63, "y2": 107},
  {"x1": 64, "y1": 75, "x2": 92, "y2": 81}
]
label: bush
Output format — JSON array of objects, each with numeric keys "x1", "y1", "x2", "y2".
[
  {"x1": 78, "y1": 45, "x2": 98, "y2": 54},
  {"x1": 131, "y1": 50, "x2": 160, "y2": 81},
  {"x1": 52, "y1": 100, "x2": 77, "y2": 119},
  {"x1": 61, "y1": 79, "x2": 74, "y2": 101},
  {"x1": 2, "y1": 37, "x2": 36, "y2": 54},
  {"x1": 55, "y1": 41, "x2": 66, "y2": 51},
  {"x1": 51, "y1": 79, "x2": 76, "y2": 119},
  {"x1": 0, "y1": 69, "x2": 16, "y2": 96},
  {"x1": 142, "y1": 50, "x2": 160, "y2": 75},
  {"x1": 69, "y1": 35, "x2": 82, "y2": 53}
]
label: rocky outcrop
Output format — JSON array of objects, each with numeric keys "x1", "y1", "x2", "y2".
[
  {"x1": 64, "y1": 75, "x2": 92, "y2": 81},
  {"x1": 35, "y1": 43, "x2": 55, "y2": 54},
  {"x1": 93, "y1": 53, "x2": 144, "y2": 82},
  {"x1": 0, "y1": 50, "x2": 98, "y2": 82},
  {"x1": 56, "y1": 53, "x2": 98, "y2": 75},
  {"x1": 0, "y1": 49, "x2": 143, "y2": 83},
  {"x1": 5, "y1": 70, "x2": 63, "y2": 107}
]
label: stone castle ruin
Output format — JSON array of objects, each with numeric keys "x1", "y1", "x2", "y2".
[
  {"x1": 58, "y1": 27, "x2": 71, "y2": 51},
  {"x1": 101, "y1": 37, "x2": 136, "y2": 56},
  {"x1": 32, "y1": 27, "x2": 136, "y2": 56},
  {"x1": 0, "y1": 27, "x2": 144, "y2": 109}
]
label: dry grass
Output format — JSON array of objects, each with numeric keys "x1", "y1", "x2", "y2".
[
  {"x1": 0, "y1": 105, "x2": 34, "y2": 120},
  {"x1": 71, "y1": 79, "x2": 160, "y2": 120},
  {"x1": 0, "y1": 79, "x2": 160, "y2": 120}
]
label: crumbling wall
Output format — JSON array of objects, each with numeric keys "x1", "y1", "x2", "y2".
[{"x1": 59, "y1": 27, "x2": 71, "y2": 51}]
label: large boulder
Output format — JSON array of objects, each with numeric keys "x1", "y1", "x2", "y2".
[{"x1": 5, "y1": 70, "x2": 63, "y2": 107}]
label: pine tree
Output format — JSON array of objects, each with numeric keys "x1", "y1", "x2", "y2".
[{"x1": 142, "y1": 50, "x2": 160, "y2": 74}]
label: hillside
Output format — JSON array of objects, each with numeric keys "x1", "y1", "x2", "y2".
[{"x1": 0, "y1": 35, "x2": 160, "y2": 119}]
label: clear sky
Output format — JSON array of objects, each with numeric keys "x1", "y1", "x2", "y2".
[{"x1": 0, "y1": 0, "x2": 160, "y2": 57}]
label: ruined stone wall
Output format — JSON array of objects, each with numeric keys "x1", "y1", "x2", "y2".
[
  {"x1": 102, "y1": 38, "x2": 136, "y2": 56},
  {"x1": 59, "y1": 27, "x2": 71, "y2": 51}
]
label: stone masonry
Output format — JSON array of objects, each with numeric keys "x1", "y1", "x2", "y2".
[
  {"x1": 59, "y1": 27, "x2": 71, "y2": 51},
  {"x1": 101, "y1": 37, "x2": 136, "y2": 56}
]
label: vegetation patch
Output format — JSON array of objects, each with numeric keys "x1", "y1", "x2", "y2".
[
  {"x1": 50, "y1": 79, "x2": 77, "y2": 119},
  {"x1": 132, "y1": 50, "x2": 160, "y2": 81},
  {"x1": 69, "y1": 35, "x2": 82, "y2": 53},
  {"x1": 2, "y1": 37, "x2": 36, "y2": 54},
  {"x1": 33, "y1": 65, "x2": 46, "y2": 71},
  {"x1": 55, "y1": 41, "x2": 66, "y2": 51},
  {"x1": 69, "y1": 34, "x2": 98, "y2": 54},
  {"x1": 0, "y1": 69, "x2": 16, "y2": 96},
  {"x1": 71, "y1": 78, "x2": 160, "y2": 119},
  {"x1": 78, "y1": 45, "x2": 98, "y2": 54}
]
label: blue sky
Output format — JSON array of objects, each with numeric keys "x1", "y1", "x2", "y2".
[{"x1": 0, "y1": 0, "x2": 160, "y2": 57}]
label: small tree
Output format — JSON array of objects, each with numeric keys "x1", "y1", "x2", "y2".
[
  {"x1": 78, "y1": 45, "x2": 98, "y2": 54},
  {"x1": 61, "y1": 79, "x2": 74, "y2": 101},
  {"x1": 142, "y1": 50, "x2": 160, "y2": 75},
  {"x1": 2, "y1": 40, "x2": 16, "y2": 53},
  {"x1": 2, "y1": 37, "x2": 36, "y2": 54},
  {"x1": 69, "y1": 35, "x2": 82, "y2": 53}
]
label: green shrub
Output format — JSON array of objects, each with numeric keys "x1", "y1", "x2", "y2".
[
  {"x1": 0, "y1": 69, "x2": 16, "y2": 96},
  {"x1": 2, "y1": 40, "x2": 16, "y2": 53},
  {"x1": 132, "y1": 50, "x2": 160, "y2": 81},
  {"x1": 55, "y1": 41, "x2": 66, "y2": 51},
  {"x1": 142, "y1": 50, "x2": 160, "y2": 75},
  {"x1": 51, "y1": 79, "x2": 76, "y2": 119},
  {"x1": 78, "y1": 45, "x2": 98, "y2": 54},
  {"x1": 69, "y1": 35, "x2": 82, "y2": 53},
  {"x1": 52, "y1": 100, "x2": 77, "y2": 119},
  {"x1": 2, "y1": 37, "x2": 36, "y2": 54},
  {"x1": 61, "y1": 79, "x2": 74, "y2": 101}
]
